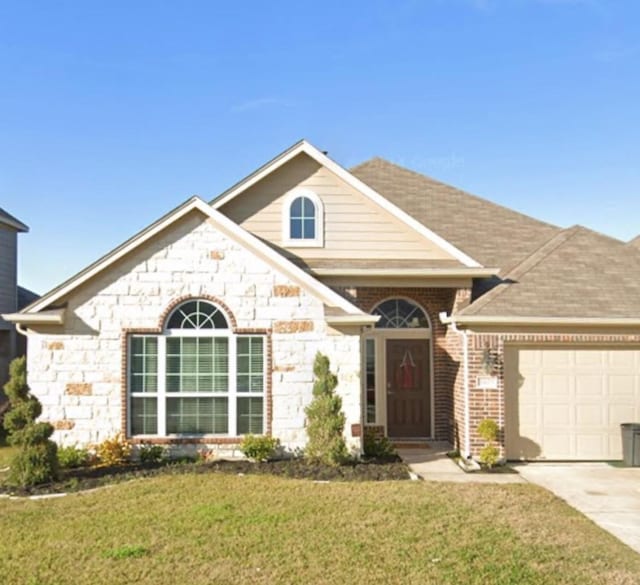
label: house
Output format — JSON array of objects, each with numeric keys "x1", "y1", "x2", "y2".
[
  {"x1": 4, "y1": 141, "x2": 640, "y2": 460},
  {"x1": 0, "y1": 208, "x2": 33, "y2": 404}
]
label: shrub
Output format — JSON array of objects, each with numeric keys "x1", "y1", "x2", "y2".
[
  {"x1": 3, "y1": 357, "x2": 58, "y2": 487},
  {"x1": 304, "y1": 353, "x2": 348, "y2": 466},
  {"x1": 95, "y1": 433, "x2": 132, "y2": 466},
  {"x1": 363, "y1": 428, "x2": 396, "y2": 460},
  {"x1": 57, "y1": 445, "x2": 90, "y2": 469},
  {"x1": 196, "y1": 447, "x2": 216, "y2": 463},
  {"x1": 240, "y1": 434, "x2": 280, "y2": 461},
  {"x1": 138, "y1": 444, "x2": 166, "y2": 463},
  {"x1": 477, "y1": 418, "x2": 500, "y2": 469}
]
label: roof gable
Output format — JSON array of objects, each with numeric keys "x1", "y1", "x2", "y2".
[
  {"x1": 351, "y1": 158, "x2": 560, "y2": 273},
  {"x1": 212, "y1": 140, "x2": 481, "y2": 268},
  {"x1": 457, "y1": 225, "x2": 640, "y2": 321},
  {"x1": 15, "y1": 197, "x2": 367, "y2": 320}
]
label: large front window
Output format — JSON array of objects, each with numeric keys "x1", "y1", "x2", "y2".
[{"x1": 128, "y1": 300, "x2": 265, "y2": 437}]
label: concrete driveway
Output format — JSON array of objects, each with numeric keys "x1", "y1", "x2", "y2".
[{"x1": 515, "y1": 462, "x2": 640, "y2": 554}]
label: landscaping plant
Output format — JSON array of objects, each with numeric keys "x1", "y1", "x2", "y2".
[
  {"x1": 2, "y1": 356, "x2": 58, "y2": 486},
  {"x1": 240, "y1": 434, "x2": 280, "y2": 461},
  {"x1": 304, "y1": 352, "x2": 348, "y2": 466},
  {"x1": 477, "y1": 418, "x2": 500, "y2": 469},
  {"x1": 363, "y1": 427, "x2": 397, "y2": 460},
  {"x1": 57, "y1": 445, "x2": 90, "y2": 469},
  {"x1": 138, "y1": 444, "x2": 166, "y2": 463},
  {"x1": 95, "y1": 433, "x2": 132, "y2": 466}
]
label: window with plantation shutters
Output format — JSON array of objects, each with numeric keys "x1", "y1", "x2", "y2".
[{"x1": 127, "y1": 300, "x2": 266, "y2": 437}]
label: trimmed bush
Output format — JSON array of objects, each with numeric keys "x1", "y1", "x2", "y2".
[
  {"x1": 240, "y1": 434, "x2": 280, "y2": 461},
  {"x1": 363, "y1": 428, "x2": 396, "y2": 460},
  {"x1": 3, "y1": 357, "x2": 58, "y2": 487},
  {"x1": 138, "y1": 444, "x2": 166, "y2": 463},
  {"x1": 304, "y1": 353, "x2": 348, "y2": 466},
  {"x1": 477, "y1": 418, "x2": 500, "y2": 469},
  {"x1": 57, "y1": 445, "x2": 90, "y2": 469}
]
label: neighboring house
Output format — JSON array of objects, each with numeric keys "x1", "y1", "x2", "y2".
[
  {"x1": 4, "y1": 141, "x2": 640, "y2": 461},
  {"x1": 0, "y1": 208, "x2": 31, "y2": 404}
]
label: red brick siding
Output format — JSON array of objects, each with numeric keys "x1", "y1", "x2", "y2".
[{"x1": 334, "y1": 286, "x2": 468, "y2": 443}]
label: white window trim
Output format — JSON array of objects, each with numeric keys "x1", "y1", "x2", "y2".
[
  {"x1": 128, "y1": 328, "x2": 267, "y2": 438},
  {"x1": 281, "y1": 188, "x2": 324, "y2": 248}
]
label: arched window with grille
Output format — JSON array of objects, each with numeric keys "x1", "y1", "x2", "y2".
[
  {"x1": 371, "y1": 298, "x2": 430, "y2": 329},
  {"x1": 283, "y1": 190, "x2": 324, "y2": 247},
  {"x1": 128, "y1": 299, "x2": 265, "y2": 438}
]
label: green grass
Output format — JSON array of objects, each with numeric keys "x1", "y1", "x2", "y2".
[
  {"x1": 1, "y1": 474, "x2": 639, "y2": 584},
  {"x1": 0, "y1": 444, "x2": 17, "y2": 470}
]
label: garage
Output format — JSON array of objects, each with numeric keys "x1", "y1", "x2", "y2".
[{"x1": 505, "y1": 346, "x2": 640, "y2": 460}]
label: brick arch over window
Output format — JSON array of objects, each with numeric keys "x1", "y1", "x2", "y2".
[{"x1": 157, "y1": 295, "x2": 238, "y2": 331}]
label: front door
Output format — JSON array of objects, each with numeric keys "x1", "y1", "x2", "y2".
[{"x1": 386, "y1": 339, "x2": 431, "y2": 437}]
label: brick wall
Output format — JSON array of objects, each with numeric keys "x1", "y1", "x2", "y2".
[
  {"x1": 333, "y1": 286, "x2": 469, "y2": 443},
  {"x1": 466, "y1": 331, "x2": 640, "y2": 457}
]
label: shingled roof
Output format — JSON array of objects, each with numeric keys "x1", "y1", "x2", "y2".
[
  {"x1": 350, "y1": 158, "x2": 560, "y2": 272},
  {"x1": 457, "y1": 226, "x2": 640, "y2": 319}
]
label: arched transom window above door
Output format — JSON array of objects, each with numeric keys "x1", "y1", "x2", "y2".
[{"x1": 372, "y1": 298, "x2": 430, "y2": 329}]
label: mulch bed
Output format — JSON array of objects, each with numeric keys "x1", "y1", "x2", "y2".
[{"x1": 0, "y1": 457, "x2": 411, "y2": 496}]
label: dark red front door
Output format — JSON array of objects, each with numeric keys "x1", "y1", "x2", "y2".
[{"x1": 386, "y1": 339, "x2": 431, "y2": 437}]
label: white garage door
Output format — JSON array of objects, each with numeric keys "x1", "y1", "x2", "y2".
[{"x1": 505, "y1": 347, "x2": 640, "y2": 460}]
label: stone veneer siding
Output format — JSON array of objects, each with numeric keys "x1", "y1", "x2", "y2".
[
  {"x1": 25, "y1": 212, "x2": 362, "y2": 454},
  {"x1": 333, "y1": 286, "x2": 470, "y2": 445}
]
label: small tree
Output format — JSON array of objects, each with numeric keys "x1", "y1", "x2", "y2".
[
  {"x1": 477, "y1": 418, "x2": 500, "y2": 470},
  {"x1": 3, "y1": 357, "x2": 58, "y2": 487},
  {"x1": 304, "y1": 353, "x2": 348, "y2": 466}
]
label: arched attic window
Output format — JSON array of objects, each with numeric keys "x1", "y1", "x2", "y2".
[
  {"x1": 372, "y1": 298, "x2": 430, "y2": 329},
  {"x1": 282, "y1": 190, "x2": 324, "y2": 247}
]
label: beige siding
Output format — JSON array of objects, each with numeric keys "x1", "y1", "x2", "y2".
[{"x1": 220, "y1": 153, "x2": 459, "y2": 261}]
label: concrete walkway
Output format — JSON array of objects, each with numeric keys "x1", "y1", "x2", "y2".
[
  {"x1": 515, "y1": 462, "x2": 640, "y2": 554},
  {"x1": 398, "y1": 443, "x2": 525, "y2": 484},
  {"x1": 399, "y1": 447, "x2": 640, "y2": 554}
]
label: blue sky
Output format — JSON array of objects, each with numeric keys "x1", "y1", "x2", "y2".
[{"x1": 1, "y1": 0, "x2": 638, "y2": 294}]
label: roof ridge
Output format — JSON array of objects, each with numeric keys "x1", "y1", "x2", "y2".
[
  {"x1": 351, "y1": 157, "x2": 560, "y2": 231},
  {"x1": 458, "y1": 227, "x2": 581, "y2": 317}
]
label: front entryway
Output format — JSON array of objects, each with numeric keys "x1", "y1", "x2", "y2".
[{"x1": 386, "y1": 339, "x2": 431, "y2": 437}]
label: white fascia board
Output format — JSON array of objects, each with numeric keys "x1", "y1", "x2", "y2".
[
  {"x1": 25, "y1": 197, "x2": 363, "y2": 317},
  {"x1": 212, "y1": 140, "x2": 482, "y2": 268},
  {"x1": 312, "y1": 267, "x2": 499, "y2": 278},
  {"x1": 325, "y1": 315, "x2": 380, "y2": 326},
  {"x1": 2, "y1": 308, "x2": 66, "y2": 325},
  {"x1": 441, "y1": 314, "x2": 640, "y2": 327}
]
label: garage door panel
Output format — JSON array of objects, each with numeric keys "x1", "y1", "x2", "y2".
[
  {"x1": 609, "y1": 375, "x2": 635, "y2": 397},
  {"x1": 542, "y1": 351, "x2": 572, "y2": 367},
  {"x1": 506, "y1": 347, "x2": 640, "y2": 460},
  {"x1": 542, "y1": 374, "x2": 571, "y2": 399},
  {"x1": 543, "y1": 404, "x2": 571, "y2": 425},
  {"x1": 575, "y1": 375, "x2": 604, "y2": 396},
  {"x1": 576, "y1": 404, "x2": 604, "y2": 426},
  {"x1": 576, "y1": 434, "x2": 605, "y2": 459}
]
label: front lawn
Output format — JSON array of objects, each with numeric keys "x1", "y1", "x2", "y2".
[{"x1": 1, "y1": 475, "x2": 639, "y2": 585}]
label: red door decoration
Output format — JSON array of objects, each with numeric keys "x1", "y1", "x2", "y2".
[{"x1": 396, "y1": 349, "x2": 416, "y2": 390}]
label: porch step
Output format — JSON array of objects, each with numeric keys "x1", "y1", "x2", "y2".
[{"x1": 391, "y1": 440, "x2": 432, "y2": 450}]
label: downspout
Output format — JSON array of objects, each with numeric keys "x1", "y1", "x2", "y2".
[
  {"x1": 440, "y1": 313, "x2": 471, "y2": 459},
  {"x1": 15, "y1": 323, "x2": 29, "y2": 337}
]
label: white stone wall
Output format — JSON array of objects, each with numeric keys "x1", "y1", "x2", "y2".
[{"x1": 26, "y1": 212, "x2": 362, "y2": 454}]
